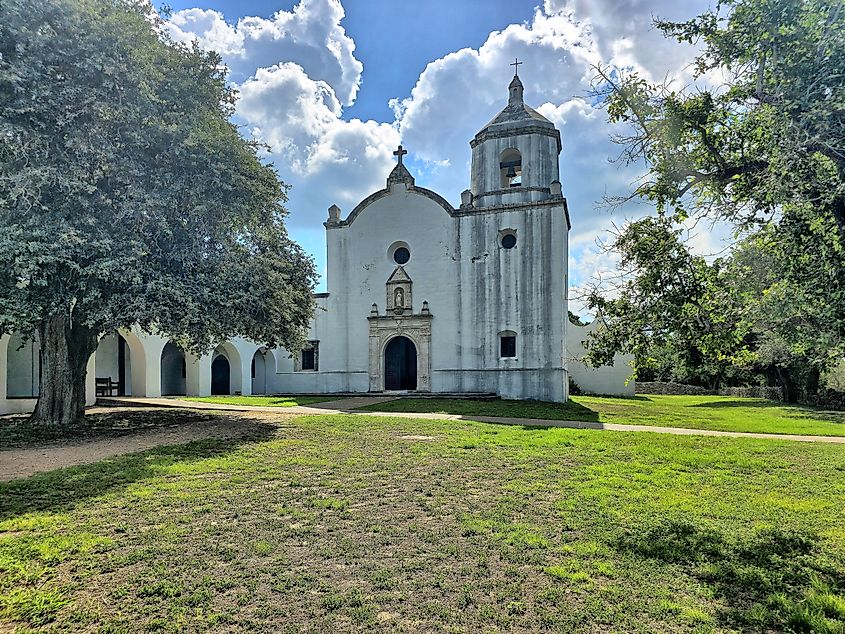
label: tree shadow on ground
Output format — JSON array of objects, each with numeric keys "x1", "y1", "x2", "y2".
[
  {"x1": 0, "y1": 414, "x2": 277, "y2": 522},
  {"x1": 617, "y1": 518, "x2": 845, "y2": 631},
  {"x1": 687, "y1": 399, "x2": 780, "y2": 409},
  {"x1": 575, "y1": 394, "x2": 652, "y2": 402},
  {"x1": 0, "y1": 408, "x2": 236, "y2": 448},
  {"x1": 688, "y1": 400, "x2": 845, "y2": 423}
]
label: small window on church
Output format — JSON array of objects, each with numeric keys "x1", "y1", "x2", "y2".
[
  {"x1": 499, "y1": 148, "x2": 522, "y2": 188},
  {"x1": 300, "y1": 341, "x2": 319, "y2": 371},
  {"x1": 393, "y1": 246, "x2": 410, "y2": 265},
  {"x1": 501, "y1": 234, "x2": 517, "y2": 248},
  {"x1": 499, "y1": 331, "x2": 517, "y2": 358}
]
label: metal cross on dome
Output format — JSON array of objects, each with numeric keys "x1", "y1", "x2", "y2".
[
  {"x1": 393, "y1": 145, "x2": 408, "y2": 165},
  {"x1": 510, "y1": 57, "x2": 523, "y2": 75}
]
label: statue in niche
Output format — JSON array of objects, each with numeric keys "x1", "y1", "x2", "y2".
[{"x1": 394, "y1": 287, "x2": 405, "y2": 308}]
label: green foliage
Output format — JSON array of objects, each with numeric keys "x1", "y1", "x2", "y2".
[
  {"x1": 584, "y1": 217, "x2": 749, "y2": 387},
  {"x1": 588, "y1": 0, "x2": 845, "y2": 398},
  {"x1": 0, "y1": 0, "x2": 316, "y2": 352},
  {"x1": 567, "y1": 311, "x2": 588, "y2": 326},
  {"x1": 597, "y1": 0, "x2": 845, "y2": 236}
]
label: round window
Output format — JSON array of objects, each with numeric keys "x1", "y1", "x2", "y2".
[
  {"x1": 393, "y1": 246, "x2": 411, "y2": 264},
  {"x1": 501, "y1": 233, "x2": 517, "y2": 249}
]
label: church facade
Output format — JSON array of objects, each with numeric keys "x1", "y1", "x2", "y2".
[
  {"x1": 282, "y1": 72, "x2": 570, "y2": 401},
  {"x1": 0, "y1": 72, "x2": 634, "y2": 415}
]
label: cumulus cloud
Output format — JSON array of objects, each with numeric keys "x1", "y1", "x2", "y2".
[
  {"x1": 166, "y1": 0, "x2": 362, "y2": 105},
  {"x1": 235, "y1": 62, "x2": 399, "y2": 213},
  {"x1": 165, "y1": 0, "x2": 717, "y2": 300},
  {"x1": 543, "y1": 0, "x2": 713, "y2": 81}
]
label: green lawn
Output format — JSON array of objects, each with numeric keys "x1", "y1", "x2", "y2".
[
  {"x1": 361, "y1": 394, "x2": 845, "y2": 436},
  {"x1": 2, "y1": 411, "x2": 845, "y2": 632},
  {"x1": 185, "y1": 395, "x2": 337, "y2": 407}
]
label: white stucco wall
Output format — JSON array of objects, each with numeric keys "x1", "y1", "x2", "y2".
[
  {"x1": 1, "y1": 332, "x2": 97, "y2": 415},
  {"x1": 566, "y1": 320, "x2": 635, "y2": 397},
  {"x1": 6, "y1": 332, "x2": 40, "y2": 398},
  {"x1": 269, "y1": 175, "x2": 569, "y2": 402}
]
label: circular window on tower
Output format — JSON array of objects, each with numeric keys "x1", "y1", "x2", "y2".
[
  {"x1": 388, "y1": 241, "x2": 411, "y2": 265},
  {"x1": 499, "y1": 229, "x2": 517, "y2": 249}
]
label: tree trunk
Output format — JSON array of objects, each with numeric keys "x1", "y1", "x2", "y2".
[
  {"x1": 806, "y1": 367, "x2": 821, "y2": 396},
  {"x1": 775, "y1": 366, "x2": 798, "y2": 403},
  {"x1": 29, "y1": 314, "x2": 98, "y2": 428}
]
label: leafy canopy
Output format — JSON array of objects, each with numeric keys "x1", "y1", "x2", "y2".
[
  {"x1": 595, "y1": 0, "x2": 845, "y2": 239},
  {"x1": 0, "y1": 0, "x2": 316, "y2": 352},
  {"x1": 584, "y1": 0, "x2": 845, "y2": 397}
]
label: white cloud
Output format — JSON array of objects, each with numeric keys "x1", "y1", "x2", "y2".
[
  {"x1": 235, "y1": 62, "x2": 399, "y2": 215},
  {"x1": 543, "y1": 0, "x2": 713, "y2": 82},
  {"x1": 166, "y1": 0, "x2": 362, "y2": 105},
  {"x1": 165, "y1": 0, "x2": 715, "y2": 299}
]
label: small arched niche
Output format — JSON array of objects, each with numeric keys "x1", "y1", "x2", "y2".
[{"x1": 499, "y1": 148, "x2": 522, "y2": 188}]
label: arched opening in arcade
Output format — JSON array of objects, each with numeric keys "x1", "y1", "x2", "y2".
[{"x1": 160, "y1": 342, "x2": 186, "y2": 396}]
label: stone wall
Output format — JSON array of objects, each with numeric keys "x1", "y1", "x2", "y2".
[
  {"x1": 636, "y1": 381, "x2": 784, "y2": 401},
  {"x1": 802, "y1": 389, "x2": 845, "y2": 411}
]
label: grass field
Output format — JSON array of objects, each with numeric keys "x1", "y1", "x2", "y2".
[
  {"x1": 362, "y1": 394, "x2": 845, "y2": 437},
  {"x1": 185, "y1": 395, "x2": 336, "y2": 407},
  {"x1": 2, "y1": 409, "x2": 845, "y2": 632}
]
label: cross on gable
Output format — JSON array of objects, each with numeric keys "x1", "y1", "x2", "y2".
[
  {"x1": 393, "y1": 145, "x2": 408, "y2": 165},
  {"x1": 510, "y1": 57, "x2": 522, "y2": 75}
]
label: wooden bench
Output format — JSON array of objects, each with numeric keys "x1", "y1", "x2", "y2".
[{"x1": 95, "y1": 377, "x2": 120, "y2": 397}]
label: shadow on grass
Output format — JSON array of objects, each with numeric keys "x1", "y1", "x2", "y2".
[
  {"x1": 368, "y1": 398, "x2": 603, "y2": 422},
  {"x1": 688, "y1": 399, "x2": 845, "y2": 424},
  {"x1": 687, "y1": 399, "x2": 779, "y2": 409},
  {"x1": 618, "y1": 519, "x2": 845, "y2": 631},
  {"x1": 575, "y1": 394, "x2": 652, "y2": 402},
  {"x1": 0, "y1": 415, "x2": 277, "y2": 522}
]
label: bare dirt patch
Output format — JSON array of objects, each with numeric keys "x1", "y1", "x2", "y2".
[{"x1": 0, "y1": 407, "x2": 291, "y2": 481}]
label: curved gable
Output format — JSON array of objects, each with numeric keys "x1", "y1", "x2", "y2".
[{"x1": 339, "y1": 185, "x2": 455, "y2": 227}]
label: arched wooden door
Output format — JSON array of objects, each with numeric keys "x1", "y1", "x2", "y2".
[{"x1": 384, "y1": 336, "x2": 417, "y2": 391}]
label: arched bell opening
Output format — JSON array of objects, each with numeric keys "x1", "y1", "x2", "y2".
[{"x1": 499, "y1": 148, "x2": 522, "y2": 188}]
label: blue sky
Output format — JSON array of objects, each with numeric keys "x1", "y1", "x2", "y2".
[
  {"x1": 163, "y1": 0, "x2": 537, "y2": 121},
  {"x1": 160, "y1": 0, "x2": 719, "y2": 309}
]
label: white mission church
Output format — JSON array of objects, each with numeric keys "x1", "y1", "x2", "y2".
[{"x1": 0, "y1": 70, "x2": 632, "y2": 415}]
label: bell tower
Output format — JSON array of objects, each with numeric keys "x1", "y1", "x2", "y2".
[{"x1": 465, "y1": 61, "x2": 562, "y2": 209}]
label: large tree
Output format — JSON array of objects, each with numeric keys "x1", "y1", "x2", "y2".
[
  {"x1": 585, "y1": 215, "x2": 843, "y2": 400},
  {"x1": 0, "y1": 0, "x2": 317, "y2": 426},
  {"x1": 594, "y1": 0, "x2": 845, "y2": 240},
  {"x1": 585, "y1": 0, "x2": 845, "y2": 398},
  {"x1": 583, "y1": 217, "x2": 750, "y2": 390}
]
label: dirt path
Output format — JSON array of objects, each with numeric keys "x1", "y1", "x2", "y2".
[{"x1": 0, "y1": 408, "x2": 288, "y2": 482}]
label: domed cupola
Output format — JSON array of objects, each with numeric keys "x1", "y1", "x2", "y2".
[{"x1": 466, "y1": 64, "x2": 562, "y2": 209}]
